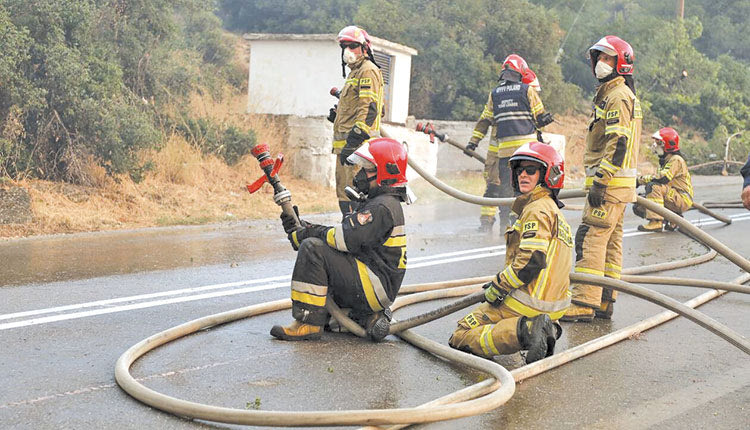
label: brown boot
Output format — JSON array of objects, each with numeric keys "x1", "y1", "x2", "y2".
[
  {"x1": 595, "y1": 301, "x2": 614, "y2": 319},
  {"x1": 270, "y1": 320, "x2": 322, "y2": 341},
  {"x1": 560, "y1": 304, "x2": 595, "y2": 322},
  {"x1": 637, "y1": 219, "x2": 663, "y2": 232}
]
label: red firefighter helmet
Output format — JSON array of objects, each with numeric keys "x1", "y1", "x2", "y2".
[
  {"x1": 652, "y1": 127, "x2": 680, "y2": 152},
  {"x1": 509, "y1": 142, "x2": 565, "y2": 191},
  {"x1": 502, "y1": 54, "x2": 529, "y2": 76},
  {"x1": 337, "y1": 25, "x2": 372, "y2": 50},
  {"x1": 347, "y1": 138, "x2": 408, "y2": 186},
  {"x1": 589, "y1": 35, "x2": 634, "y2": 76},
  {"x1": 523, "y1": 69, "x2": 541, "y2": 92}
]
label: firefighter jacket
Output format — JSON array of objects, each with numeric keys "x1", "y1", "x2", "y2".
[
  {"x1": 469, "y1": 77, "x2": 546, "y2": 158},
  {"x1": 291, "y1": 186, "x2": 406, "y2": 308},
  {"x1": 638, "y1": 152, "x2": 694, "y2": 206},
  {"x1": 487, "y1": 185, "x2": 573, "y2": 320},
  {"x1": 584, "y1": 76, "x2": 643, "y2": 203},
  {"x1": 332, "y1": 57, "x2": 384, "y2": 151}
]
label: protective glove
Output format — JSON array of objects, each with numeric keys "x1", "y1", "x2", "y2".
[
  {"x1": 327, "y1": 105, "x2": 337, "y2": 123},
  {"x1": 339, "y1": 127, "x2": 368, "y2": 165},
  {"x1": 482, "y1": 281, "x2": 508, "y2": 306},
  {"x1": 587, "y1": 181, "x2": 607, "y2": 208},
  {"x1": 464, "y1": 142, "x2": 478, "y2": 157},
  {"x1": 280, "y1": 205, "x2": 310, "y2": 234},
  {"x1": 286, "y1": 227, "x2": 307, "y2": 251}
]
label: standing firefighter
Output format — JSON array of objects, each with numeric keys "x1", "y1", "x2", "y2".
[
  {"x1": 633, "y1": 127, "x2": 694, "y2": 232},
  {"x1": 272, "y1": 138, "x2": 409, "y2": 342},
  {"x1": 328, "y1": 25, "x2": 384, "y2": 217},
  {"x1": 449, "y1": 142, "x2": 572, "y2": 363},
  {"x1": 562, "y1": 35, "x2": 642, "y2": 322},
  {"x1": 466, "y1": 55, "x2": 552, "y2": 232}
]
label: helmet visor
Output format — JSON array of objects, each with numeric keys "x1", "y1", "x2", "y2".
[{"x1": 347, "y1": 144, "x2": 377, "y2": 170}]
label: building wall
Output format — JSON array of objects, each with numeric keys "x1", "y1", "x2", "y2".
[
  {"x1": 247, "y1": 38, "x2": 413, "y2": 123},
  {"x1": 248, "y1": 40, "x2": 341, "y2": 118}
]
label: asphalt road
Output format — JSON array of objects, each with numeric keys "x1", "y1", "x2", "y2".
[{"x1": 1, "y1": 175, "x2": 748, "y2": 429}]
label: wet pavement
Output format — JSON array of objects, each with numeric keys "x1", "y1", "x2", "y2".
[{"x1": 0, "y1": 175, "x2": 748, "y2": 429}]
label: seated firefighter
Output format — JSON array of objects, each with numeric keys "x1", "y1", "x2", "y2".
[
  {"x1": 633, "y1": 127, "x2": 694, "y2": 232},
  {"x1": 272, "y1": 137, "x2": 409, "y2": 342},
  {"x1": 449, "y1": 142, "x2": 573, "y2": 364}
]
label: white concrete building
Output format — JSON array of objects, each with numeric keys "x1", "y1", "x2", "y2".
[{"x1": 243, "y1": 33, "x2": 418, "y2": 124}]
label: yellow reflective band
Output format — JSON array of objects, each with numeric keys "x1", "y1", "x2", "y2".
[
  {"x1": 356, "y1": 260, "x2": 383, "y2": 312},
  {"x1": 354, "y1": 121, "x2": 371, "y2": 135},
  {"x1": 383, "y1": 235, "x2": 406, "y2": 247},
  {"x1": 502, "y1": 265, "x2": 524, "y2": 289},
  {"x1": 648, "y1": 198, "x2": 664, "y2": 204},
  {"x1": 595, "y1": 106, "x2": 605, "y2": 119},
  {"x1": 472, "y1": 130, "x2": 485, "y2": 139},
  {"x1": 345, "y1": 78, "x2": 359, "y2": 86},
  {"x1": 503, "y1": 296, "x2": 568, "y2": 321},
  {"x1": 605, "y1": 126, "x2": 632, "y2": 137},
  {"x1": 519, "y1": 238, "x2": 549, "y2": 251},
  {"x1": 574, "y1": 267, "x2": 605, "y2": 276},
  {"x1": 291, "y1": 290, "x2": 327, "y2": 307},
  {"x1": 641, "y1": 175, "x2": 653, "y2": 184},
  {"x1": 534, "y1": 239, "x2": 558, "y2": 299},
  {"x1": 326, "y1": 228, "x2": 336, "y2": 248},
  {"x1": 585, "y1": 176, "x2": 636, "y2": 188},
  {"x1": 333, "y1": 139, "x2": 346, "y2": 149},
  {"x1": 531, "y1": 103, "x2": 543, "y2": 115},
  {"x1": 398, "y1": 246, "x2": 407, "y2": 269},
  {"x1": 497, "y1": 138, "x2": 535, "y2": 149},
  {"x1": 634, "y1": 99, "x2": 643, "y2": 118},
  {"x1": 481, "y1": 106, "x2": 493, "y2": 119},
  {"x1": 604, "y1": 270, "x2": 621, "y2": 279},
  {"x1": 480, "y1": 206, "x2": 496, "y2": 216},
  {"x1": 600, "y1": 159, "x2": 619, "y2": 174},
  {"x1": 291, "y1": 230, "x2": 301, "y2": 248},
  {"x1": 663, "y1": 169, "x2": 674, "y2": 181},
  {"x1": 604, "y1": 262, "x2": 622, "y2": 272},
  {"x1": 359, "y1": 90, "x2": 378, "y2": 99},
  {"x1": 479, "y1": 325, "x2": 499, "y2": 356}
]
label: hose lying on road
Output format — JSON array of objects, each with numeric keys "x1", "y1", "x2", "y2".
[{"x1": 116, "y1": 152, "x2": 749, "y2": 427}]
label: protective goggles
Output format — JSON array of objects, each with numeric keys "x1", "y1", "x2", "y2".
[
  {"x1": 514, "y1": 165, "x2": 542, "y2": 176},
  {"x1": 340, "y1": 42, "x2": 360, "y2": 49}
]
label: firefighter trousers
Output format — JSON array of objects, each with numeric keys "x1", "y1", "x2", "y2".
[
  {"x1": 638, "y1": 183, "x2": 691, "y2": 221},
  {"x1": 289, "y1": 238, "x2": 390, "y2": 326},
  {"x1": 570, "y1": 199, "x2": 626, "y2": 308},
  {"x1": 481, "y1": 154, "x2": 512, "y2": 226},
  {"x1": 448, "y1": 302, "x2": 523, "y2": 358}
]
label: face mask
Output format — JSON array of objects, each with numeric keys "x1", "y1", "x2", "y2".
[
  {"x1": 343, "y1": 49, "x2": 358, "y2": 65},
  {"x1": 595, "y1": 60, "x2": 614, "y2": 79},
  {"x1": 652, "y1": 142, "x2": 665, "y2": 156},
  {"x1": 353, "y1": 168, "x2": 372, "y2": 195}
]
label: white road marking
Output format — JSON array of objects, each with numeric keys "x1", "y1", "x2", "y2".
[{"x1": 1, "y1": 212, "x2": 748, "y2": 331}]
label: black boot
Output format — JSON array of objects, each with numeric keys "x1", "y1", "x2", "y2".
[{"x1": 517, "y1": 314, "x2": 557, "y2": 364}]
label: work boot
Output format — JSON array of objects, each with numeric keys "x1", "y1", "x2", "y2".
[
  {"x1": 270, "y1": 320, "x2": 322, "y2": 341},
  {"x1": 637, "y1": 219, "x2": 663, "y2": 232},
  {"x1": 560, "y1": 304, "x2": 595, "y2": 322},
  {"x1": 595, "y1": 301, "x2": 614, "y2": 319},
  {"x1": 365, "y1": 310, "x2": 392, "y2": 342},
  {"x1": 663, "y1": 221, "x2": 679, "y2": 232},
  {"x1": 477, "y1": 216, "x2": 495, "y2": 233},
  {"x1": 518, "y1": 314, "x2": 557, "y2": 364}
]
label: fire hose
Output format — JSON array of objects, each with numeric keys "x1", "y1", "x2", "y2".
[{"x1": 116, "y1": 139, "x2": 750, "y2": 427}]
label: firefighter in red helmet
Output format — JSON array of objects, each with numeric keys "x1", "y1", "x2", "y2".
[
  {"x1": 329, "y1": 26, "x2": 385, "y2": 217},
  {"x1": 633, "y1": 127, "x2": 694, "y2": 231},
  {"x1": 563, "y1": 36, "x2": 642, "y2": 322},
  {"x1": 449, "y1": 142, "x2": 572, "y2": 364},
  {"x1": 273, "y1": 138, "x2": 409, "y2": 342},
  {"x1": 466, "y1": 54, "x2": 553, "y2": 233}
]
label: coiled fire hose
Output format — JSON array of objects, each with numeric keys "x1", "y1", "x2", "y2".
[{"x1": 115, "y1": 145, "x2": 750, "y2": 427}]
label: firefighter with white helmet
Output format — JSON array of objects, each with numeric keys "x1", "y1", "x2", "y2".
[
  {"x1": 449, "y1": 142, "x2": 572, "y2": 364},
  {"x1": 329, "y1": 25, "x2": 385, "y2": 217},
  {"x1": 273, "y1": 138, "x2": 409, "y2": 342},
  {"x1": 466, "y1": 54, "x2": 553, "y2": 233},
  {"x1": 633, "y1": 127, "x2": 694, "y2": 231},
  {"x1": 562, "y1": 35, "x2": 642, "y2": 322}
]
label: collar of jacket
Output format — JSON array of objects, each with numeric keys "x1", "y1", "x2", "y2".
[
  {"x1": 366, "y1": 185, "x2": 407, "y2": 202},
  {"x1": 511, "y1": 184, "x2": 551, "y2": 214},
  {"x1": 348, "y1": 56, "x2": 368, "y2": 71},
  {"x1": 595, "y1": 76, "x2": 625, "y2": 99}
]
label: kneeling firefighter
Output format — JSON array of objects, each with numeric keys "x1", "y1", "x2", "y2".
[
  {"x1": 633, "y1": 127, "x2": 693, "y2": 232},
  {"x1": 449, "y1": 142, "x2": 573, "y2": 363},
  {"x1": 272, "y1": 138, "x2": 409, "y2": 342}
]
